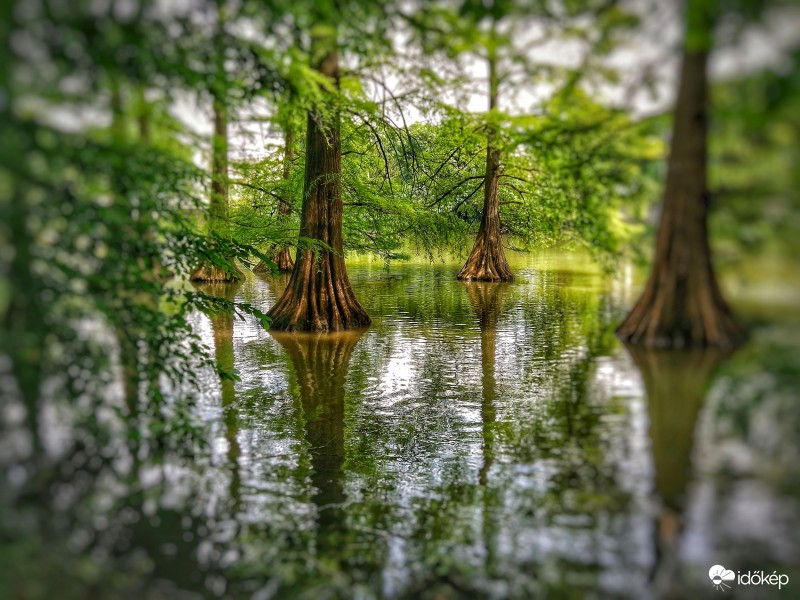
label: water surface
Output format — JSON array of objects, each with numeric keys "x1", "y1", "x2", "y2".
[
  {"x1": 7, "y1": 253, "x2": 800, "y2": 599},
  {"x1": 181, "y1": 254, "x2": 800, "y2": 598}
]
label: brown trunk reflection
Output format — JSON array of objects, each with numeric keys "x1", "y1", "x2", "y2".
[
  {"x1": 465, "y1": 282, "x2": 508, "y2": 577},
  {"x1": 626, "y1": 346, "x2": 727, "y2": 593},
  {"x1": 196, "y1": 282, "x2": 242, "y2": 513},
  {"x1": 464, "y1": 282, "x2": 509, "y2": 486},
  {"x1": 271, "y1": 329, "x2": 365, "y2": 555}
]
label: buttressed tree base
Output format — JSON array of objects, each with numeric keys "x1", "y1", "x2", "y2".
[
  {"x1": 267, "y1": 33, "x2": 370, "y2": 332},
  {"x1": 456, "y1": 147, "x2": 514, "y2": 282},
  {"x1": 617, "y1": 8, "x2": 741, "y2": 350},
  {"x1": 191, "y1": 263, "x2": 243, "y2": 282},
  {"x1": 456, "y1": 46, "x2": 513, "y2": 283},
  {"x1": 253, "y1": 249, "x2": 293, "y2": 274}
]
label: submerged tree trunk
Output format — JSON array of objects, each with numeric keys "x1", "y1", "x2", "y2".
[
  {"x1": 617, "y1": 5, "x2": 740, "y2": 349},
  {"x1": 267, "y1": 39, "x2": 370, "y2": 331},
  {"x1": 457, "y1": 49, "x2": 513, "y2": 282}
]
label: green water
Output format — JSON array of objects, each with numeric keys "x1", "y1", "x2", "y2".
[{"x1": 5, "y1": 253, "x2": 800, "y2": 599}]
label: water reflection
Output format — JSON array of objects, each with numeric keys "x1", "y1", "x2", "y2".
[
  {"x1": 463, "y1": 282, "x2": 508, "y2": 487},
  {"x1": 627, "y1": 347, "x2": 726, "y2": 597},
  {"x1": 198, "y1": 282, "x2": 243, "y2": 514},
  {"x1": 253, "y1": 271, "x2": 290, "y2": 305},
  {"x1": 465, "y1": 282, "x2": 508, "y2": 586},
  {"x1": 6, "y1": 257, "x2": 800, "y2": 599},
  {"x1": 271, "y1": 329, "x2": 365, "y2": 561}
]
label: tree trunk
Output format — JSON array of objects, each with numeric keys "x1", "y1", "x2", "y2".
[
  {"x1": 457, "y1": 50, "x2": 514, "y2": 282},
  {"x1": 192, "y1": 5, "x2": 241, "y2": 283},
  {"x1": 110, "y1": 85, "x2": 162, "y2": 438},
  {"x1": 617, "y1": 8, "x2": 740, "y2": 349},
  {"x1": 255, "y1": 128, "x2": 295, "y2": 273},
  {"x1": 267, "y1": 41, "x2": 370, "y2": 331},
  {"x1": 136, "y1": 85, "x2": 150, "y2": 142},
  {"x1": 274, "y1": 128, "x2": 296, "y2": 272}
]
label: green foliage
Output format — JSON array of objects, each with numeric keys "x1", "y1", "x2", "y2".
[
  {"x1": 0, "y1": 0, "x2": 282, "y2": 463},
  {"x1": 710, "y1": 51, "x2": 800, "y2": 265},
  {"x1": 2, "y1": 0, "x2": 797, "y2": 595},
  {"x1": 520, "y1": 91, "x2": 665, "y2": 265}
]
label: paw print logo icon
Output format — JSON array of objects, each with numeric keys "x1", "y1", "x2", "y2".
[{"x1": 709, "y1": 565, "x2": 735, "y2": 591}]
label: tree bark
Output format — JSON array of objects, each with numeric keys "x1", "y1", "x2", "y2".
[
  {"x1": 617, "y1": 10, "x2": 740, "y2": 349},
  {"x1": 267, "y1": 40, "x2": 370, "y2": 331},
  {"x1": 457, "y1": 49, "x2": 514, "y2": 282},
  {"x1": 192, "y1": 4, "x2": 241, "y2": 283},
  {"x1": 254, "y1": 128, "x2": 295, "y2": 273}
]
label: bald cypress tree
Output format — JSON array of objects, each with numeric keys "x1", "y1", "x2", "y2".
[
  {"x1": 457, "y1": 34, "x2": 514, "y2": 282},
  {"x1": 267, "y1": 24, "x2": 370, "y2": 331},
  {"x1": 617, "y1": 0, "x2": 741, "y2": 349}
]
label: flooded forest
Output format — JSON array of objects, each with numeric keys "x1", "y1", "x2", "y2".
[{"x1": 2, "y1": 0, "x2": 800, "y2": 598}]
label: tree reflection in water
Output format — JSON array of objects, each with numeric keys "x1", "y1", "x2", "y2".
[
  {"x1": 198, "y1": 282, "x2": 243, "y2": 514},
  {"x1": 464, "y1": 281, "x2": 509, "y2": 585},
  {"x1": 6, "y1": 260, "x2": 800, "y2": 598},
  {"x1": 271, "y1": 329, "x2": 366, "y2": 563},
  {"x1": 626, "y1": 346, "x2": 728, "y2": 598},
  {"x1": 463, "y1": 282, "x2": 509, "y2": 488}
]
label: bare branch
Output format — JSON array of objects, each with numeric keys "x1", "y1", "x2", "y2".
[{"x1": 426, "y1": 175, "x2": 485, "y2": 208}]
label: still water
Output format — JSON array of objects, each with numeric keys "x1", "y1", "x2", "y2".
[{"x1": 9, "y1": 253, "x2": 800, "y2": 599}]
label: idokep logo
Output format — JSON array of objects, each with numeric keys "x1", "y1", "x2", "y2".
[
  {"x1": 708, "y1": 564, "x2": 790, "y2": 592},
  {"x1": 709, "y1": 565, "x2": 735, "y2": 591}
]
